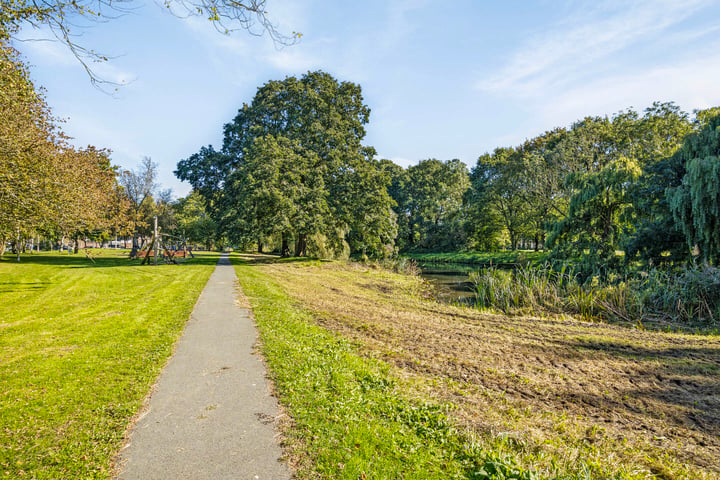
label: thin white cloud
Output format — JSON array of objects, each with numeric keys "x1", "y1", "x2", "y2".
[
  {"x1": 16, "y1": 27, "x2": 136, "y2": 85},
  {"x1": 182, "y1": 16, "x2": 250, "y2": 54},
  {"x1": 539, "y1": 52, "x2": 720, "y2": 128},
  {"x1": 182, "y1": 10, "x2": 322, "y2": 76},
  {"x1": 15, "y1": 36, "x2": 78, "y2": 67},
  {"x1": 263, "y1": 48, "x2": 320, "y2": 72},
  {"x1": 477, "y1": 0, "x2": 711, "y2": 96}
]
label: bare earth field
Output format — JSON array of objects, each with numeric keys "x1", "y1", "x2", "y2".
[{"x1": 251, "y1": 259, "x2": 720, "y2": 479}]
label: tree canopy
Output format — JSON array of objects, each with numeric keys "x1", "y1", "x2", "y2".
[
  {"x1": 1, "y1": 39, "x2": 125, "y2": 257},
  {"x1": 177, "y1": 70, "x2": 396, "y2": 258},
  {"x1": 668, "y1": 114, "x2": 720, "y2": 264}
]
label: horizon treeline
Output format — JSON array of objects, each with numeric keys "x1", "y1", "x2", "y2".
[
  {"x1": 0, "y1": 39, "x2": 208, "y2": 259},
  {"x1": 177, "y1": 70, "x2": 720, "y2": 279}
]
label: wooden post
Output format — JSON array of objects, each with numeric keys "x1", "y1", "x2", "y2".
[{"x1": 153, "y1": 216, "x2": 159, "y2": 266}]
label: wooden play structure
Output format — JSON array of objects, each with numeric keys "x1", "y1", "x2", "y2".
[{"x1": 133, "y1": 217, "x2": 194, "y2": 265}]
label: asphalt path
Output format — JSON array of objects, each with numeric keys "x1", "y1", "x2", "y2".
[{"x1": 115, "y1": 253, "x2": 292, "y2": 480}]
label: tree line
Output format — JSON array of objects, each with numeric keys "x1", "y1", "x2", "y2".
[
  {"x1": 2, "y1": 0, "x2": 285, "y2": 259},
  {"x1": 0, "y1": 38, "x2": 216, "y2": 259},
  {"x1": 177, "y1": 70, "x2": 720, "y2": 277}
]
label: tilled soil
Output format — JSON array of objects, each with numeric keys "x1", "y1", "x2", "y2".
[{"x1": 253, "y1": 260, "x2": 720, "y2": 478}]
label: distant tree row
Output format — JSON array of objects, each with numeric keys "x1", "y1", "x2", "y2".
[
  {"x1": 385, "y1": 102, "x2": 720, "y2": 277},
  {"x1": 0, "y1": 40, "x2": 217, "y2": 259},
  {"x1": 176, "y1": 70, "x2": 720, "y2": 272},
  {"x1": 0, "y1": 40, "x2": 127, "y2": 258}
]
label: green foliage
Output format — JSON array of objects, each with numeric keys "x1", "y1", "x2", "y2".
[
  {"x1": 466, "y1": 128, "x2": 569, "y2": 253},
  {"x1": 470, "y1": 263, "x2": 720, "y2": 329},
  {"x1": 545, "y1": 105, "x2": 697, "y2": 277},
  {"x1": 179, "y1": 71, "x2": 396, "y2": 258},
  {"x1": 173, "y1": 190, "x2": 217, "y2": 249},
  {"x1": 548, "y1": 155, "x2": 641, "y2": 278},
  {"x1": 668, "y1": 114, "x2": 720, "y2": 264},
  {"x1": 391, "y1": 158, "x2": 470, "y2": 251},
  {"x1": 405, "y1": 251, "x2": 546, "y2": 265},
  {"x1": 641, "y1": 265, "x2": 720, "y2": 324},
  {"x1": 624, "y1": 103, "x2": 696, "y2": 265},
  {"x1": 465, "y1": 154, "x2": 507, "y2": 251},
  {"x1": 0, "y1": 40, "x2": 124, "y2": 256}
]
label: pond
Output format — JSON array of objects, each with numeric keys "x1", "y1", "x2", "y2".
[{"x1": 417, "y1": 263, "x2": 477, "y2": 304}]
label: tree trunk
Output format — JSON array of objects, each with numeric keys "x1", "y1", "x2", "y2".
[
  {"x1": 73, "y1": 234, "x2": 79, "y2": 254},
  {"x1": 15, "y1": 228, "x2": 21, "y2": 262},
  {"x1": 295, "y1": 233, "x2": 307, "y2": 257},
  {"x1": 257, "y1": 238, "x2": 263, "y2": 254},
  {"x1": 281, "y1": 233, "x2": 291, "y2": 258}
]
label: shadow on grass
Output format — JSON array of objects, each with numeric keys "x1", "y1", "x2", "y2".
[
  {"x1": 556, "y1": 336, "x2": 720, "y2": 438},
  {"x1": 0, "y1": 251, "x2": 222, "y2": 268},
  {"x1": 231, "y1": 253, "x2": 320, "y2": 266},
  {"x1": 0, "y1": 282, "x2": 52, "y2": 293}
]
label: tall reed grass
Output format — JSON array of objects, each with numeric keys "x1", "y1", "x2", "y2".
[{"x1": 470, "y1": 263, "x2": 720, "y2": 329}]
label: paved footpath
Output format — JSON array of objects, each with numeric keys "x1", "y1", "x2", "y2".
[{"x1": 115, "y1": 254, "x2": 292, "y2": 480}]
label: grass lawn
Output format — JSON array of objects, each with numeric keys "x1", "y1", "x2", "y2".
[
  {"x1": 235, "y1": 254, "x2": 720, "y2": 479},
  {"x1": 0, "y1": 250, "x2": 219, "y2": 478},
  {"x1": 404, "y1": 251, "x2": 547, "y2": 265}
]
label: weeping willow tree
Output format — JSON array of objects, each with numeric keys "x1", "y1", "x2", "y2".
[
  {"x1": 547, "y1": 155, "x2": 642, "y2": 278},
  {"x1": 669, "y1": 115, "x2": 720, "y2": 264}
]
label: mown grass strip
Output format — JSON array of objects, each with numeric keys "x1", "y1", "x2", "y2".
[
  {"x1": 233, "y1": 257, "x2": 540, "y2": 480},
  {"x1": 0, "y1": 251, "x2": 219, "y2": 479}
]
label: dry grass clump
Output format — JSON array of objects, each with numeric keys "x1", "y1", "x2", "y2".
[{"x1": 252, "y1": 258, "x2": 720, "y2": 479}]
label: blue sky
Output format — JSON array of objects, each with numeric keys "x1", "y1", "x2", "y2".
[{"x1": 15, "y1": 0, "x2": 720, "y2": 197}]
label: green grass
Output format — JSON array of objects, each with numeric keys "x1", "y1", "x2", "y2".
[
  {"x1": 232, "y1": 256, "x2": 539, "y2": 479},
  {"x1": 404, "y1": 251, "x2": 546, "y2": 265},
  {"x1": 0, "y1": 250, "x2": 219, "y2": 478}
]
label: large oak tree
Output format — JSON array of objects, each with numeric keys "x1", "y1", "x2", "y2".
[{"x1": 177, "y1": 71, "x2": 396, "y2": 258}]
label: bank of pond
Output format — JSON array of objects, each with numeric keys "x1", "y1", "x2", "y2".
[{"x1": 407, "y1": 252, "x2": 720, "y2": 334}]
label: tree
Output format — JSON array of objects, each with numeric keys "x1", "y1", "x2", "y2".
[
  {"x1": 338, "y1": 155, "x2": 397, "y2": 258},
  {"x1": 58, "y1": 146, "x2": 128, "y2": 252},
  {"x1": 0, "y1": 40, "x2": 59, "y2": 257},
  {"x1": 2, "y1": 0, "x2": 298, "y2": 86},
  {"x1": 180, "y1": 71, "x2": 396, "y2": 258},
  {"x1": 545, "y1": 114, "x2": 641, "y2": 275},
  {"x1": 175, "y1": 145, "x2": 232, "y2": 219},
  {"x1": 393, "y1": 159, "x2": 469, "y2": 251},
  {"x1": 119, "y1": 157, "x2": 158, "y2": 256},
  {"x1": 668, "y1": 113, "x2": 720, "y2": 264},
  {"x1": 622, "y1": 102, "x2": 694, "y2": 265},
  {"x1": 1, "y1": 40, "x2": 124, "y2": 258},
  {"x1": 546, "y1": 105, "x2": 695, "y2": 276},
  {"x1": 465, "y1": 154, "x2": 505, "y2": 251},
  {"x1": 174, "y1": 190, "x2": 217, "y2": 249},
  {"x1": 222, "y1": 134, "x2": 329, "y2": 256},
  {"x1": 466, "y1": 149, "x2": 533, "y2": 251}
]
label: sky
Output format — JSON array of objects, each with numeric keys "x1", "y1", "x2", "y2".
[{"x1": 14, "y1": 0, "x2": 720, "y2": 197}]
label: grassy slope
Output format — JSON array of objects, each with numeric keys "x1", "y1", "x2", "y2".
[
  {"x1": 233, "y1": 256, "x2": 538, "y2": 480},
  {"x1": 0, "y1": 251, "x2": 218, "y2": 479},
  {"x1": 236, "y1": 255, "x2": 720, "y2": 480}
]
